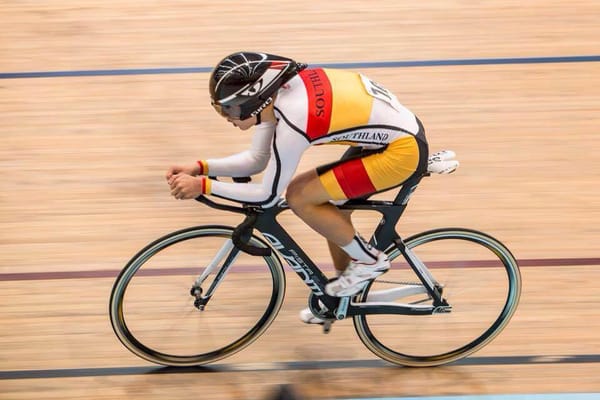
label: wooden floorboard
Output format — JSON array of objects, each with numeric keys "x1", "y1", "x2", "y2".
[{"x1": 1, "y1": 1, "x2": 599, "y2": 399}]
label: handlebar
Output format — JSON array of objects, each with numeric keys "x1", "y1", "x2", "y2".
[
  {"x1": 193, "y1": 176, "x2": 253, "y2": 214},
  {"x1": 194, "y1": 195, "x2": 247, "y2": 214}
]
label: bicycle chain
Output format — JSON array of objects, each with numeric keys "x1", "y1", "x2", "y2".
[{"x1": 375, "y1": 279, "x2": 423, "y2": 286}]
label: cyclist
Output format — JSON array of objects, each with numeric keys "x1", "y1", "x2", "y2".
[{"x1": 166, "y1": 51, "x2": 428, "y2": 323}]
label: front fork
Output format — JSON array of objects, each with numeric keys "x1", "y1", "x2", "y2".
[{"x1": 190, "y1": 239, "x2": 240, "y2": 310}]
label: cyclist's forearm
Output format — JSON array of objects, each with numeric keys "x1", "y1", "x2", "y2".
[
  {"x1": 199, "y1": 123, "x2": 274, "y2": 177},
  {"x1": 206, "y1": 180, "x2": 281, "y2": 207},
  {"x1": 202, "y1": 150, "x2": 269, "y2": 177}
]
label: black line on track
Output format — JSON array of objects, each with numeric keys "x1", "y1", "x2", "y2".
[{"x1": 2, "y1": 354, "x2": 599, "y2": 380}]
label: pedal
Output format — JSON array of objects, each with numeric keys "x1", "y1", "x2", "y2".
[{"x1": 306, "y1": 292, "x2": 337, "y2": 332}]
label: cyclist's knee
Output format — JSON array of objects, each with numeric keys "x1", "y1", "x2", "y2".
[
  {"x1": 286, "y1": 178, "x2": 308, "y2": 210},
  {"x1": 286, "y1": 172, "x2": 328, "y2": 211}
]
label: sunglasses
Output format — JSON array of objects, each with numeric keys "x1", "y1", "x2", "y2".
[{"x1": 211, "y1": 100, "x2": 243, "y2": 120}]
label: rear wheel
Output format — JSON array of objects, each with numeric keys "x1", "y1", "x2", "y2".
[{"x1": 354, "y1": 228, "x2": 521, "y2": 367}]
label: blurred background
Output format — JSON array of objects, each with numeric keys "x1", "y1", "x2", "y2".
[{"x1": 1, "y1": 1, "x2": 599, "y2": 399}]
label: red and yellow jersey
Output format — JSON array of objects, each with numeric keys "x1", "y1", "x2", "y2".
[{"x1": 274, "y1": 68, "x2": 420, "y2": 147}]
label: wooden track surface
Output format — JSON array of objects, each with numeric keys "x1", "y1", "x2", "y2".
[{"x1": 1, "y1": 1, "x2": 599, "y2": 399}]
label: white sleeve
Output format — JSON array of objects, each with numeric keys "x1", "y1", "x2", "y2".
[
  {"x1": 208, "y1": 123, "x2": 310, "y2": 207},
  {"x1": 204, "y1": 122, "x2": 275, "y2": 177}
]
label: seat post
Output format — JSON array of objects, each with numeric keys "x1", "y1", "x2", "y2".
[{"x1": 392, "y1": 173, "x2": 425, "y2": 206}]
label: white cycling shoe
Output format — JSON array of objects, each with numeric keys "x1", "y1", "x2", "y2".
[
  {"x1": 325, "y1": 252, "x2": 390, "y2": 297},
  {"x1": 299, "y1": 307, "x2": 326, "y2": 324}
]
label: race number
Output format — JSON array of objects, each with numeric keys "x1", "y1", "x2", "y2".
[{"x1": 360, "y1": 74, "x2": 402, "y2": 112}]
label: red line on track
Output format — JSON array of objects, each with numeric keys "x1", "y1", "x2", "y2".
[{"x1": 0, "y1": 258, "x2": 598, "y2": 282}]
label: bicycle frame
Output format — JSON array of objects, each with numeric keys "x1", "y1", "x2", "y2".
[{"x1": 195, "y1": 173, "x2": 450, "y2": 320}]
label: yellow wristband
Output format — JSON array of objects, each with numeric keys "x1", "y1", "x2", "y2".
[{"x1": 204, "y1": 178, "x2": 212, "y2": 195}]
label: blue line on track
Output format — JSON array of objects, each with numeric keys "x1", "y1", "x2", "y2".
[
  {"x1": 341, "y1": 394, "x2": 600, "y2": 400},
  {"x1": 1, "y1": 55, "x2": 599, "y2": 79}
]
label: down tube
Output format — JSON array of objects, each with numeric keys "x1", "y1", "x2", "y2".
[{"x1": 254, "y1": 216, "x2": 331, "y2": 297}]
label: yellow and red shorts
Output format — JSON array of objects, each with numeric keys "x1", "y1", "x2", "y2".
[{"x1": 317, "y1": 135, "x2": 428, "y2": 200}]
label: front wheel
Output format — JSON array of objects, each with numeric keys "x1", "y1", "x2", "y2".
[
  {"x1": 109, "y1": 225, "x2": 286, "y2": 366},
  {"x1": 354, "y1": 228, "x2": 521, "y2": 367}
]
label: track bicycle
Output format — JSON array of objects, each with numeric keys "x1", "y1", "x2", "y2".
[{"x1": 109, "y1": 151, "x2": 521, "y2": 367}]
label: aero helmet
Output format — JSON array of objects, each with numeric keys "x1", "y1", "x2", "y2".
[{"x1": 209, "y1": 51, "x2": 306, "y2": 120}]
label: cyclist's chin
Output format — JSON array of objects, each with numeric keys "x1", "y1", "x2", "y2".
[{"x1": 231, "y1": 118, "x2": 256, "y2": 131}]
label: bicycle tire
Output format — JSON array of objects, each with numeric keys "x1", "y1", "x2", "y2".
[
  {"x1": 109, "y1": 225, "x2": 286, "y2": 366},
  {"x1": 353, "y1": 228, "x2": 521, "y2": 367}
]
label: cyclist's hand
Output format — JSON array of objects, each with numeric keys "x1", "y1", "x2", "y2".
[
  {"x1": 169, "y1": 174, "x2": 205, "y2": 200},
  {"x1": 166, "y1": 164, "x2": 201, "y2": 182}
]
